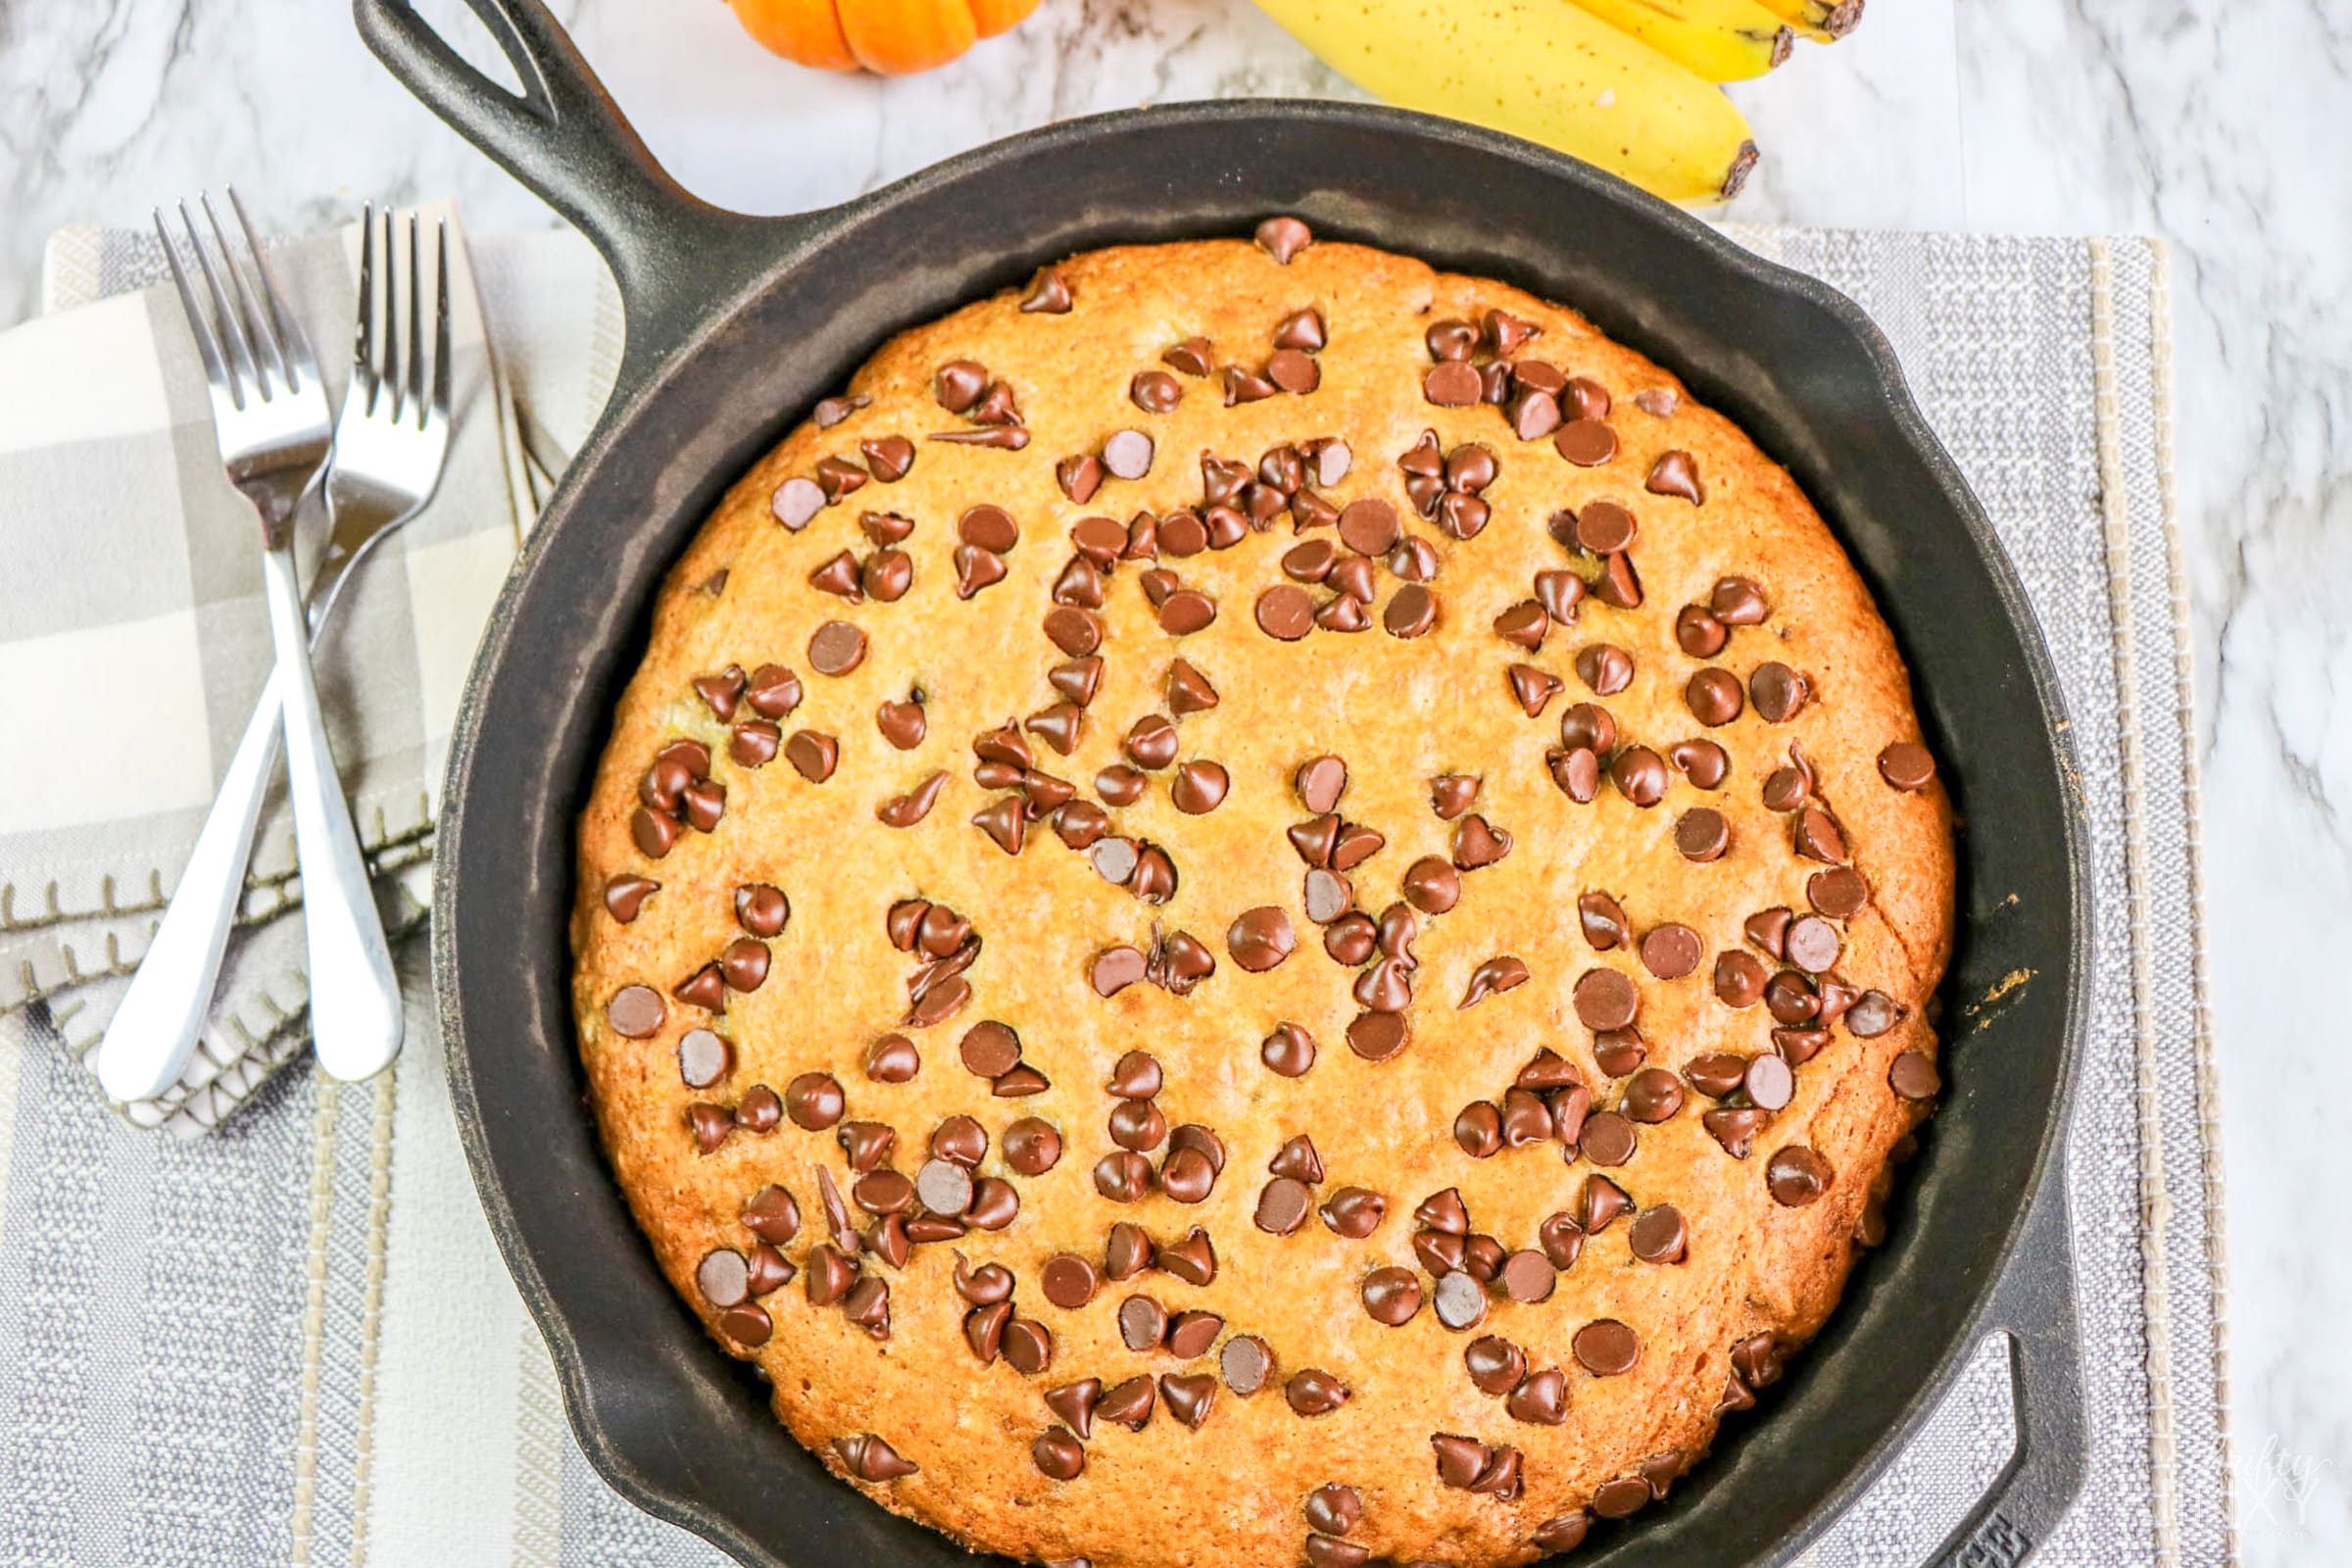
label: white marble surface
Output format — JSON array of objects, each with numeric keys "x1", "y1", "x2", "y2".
[{"x1": 1, "y1": 0, "x2": 2345, "y2": 1560}]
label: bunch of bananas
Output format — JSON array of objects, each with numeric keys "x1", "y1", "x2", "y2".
[{"x1": 1250, "y1": 0, "x2": 1864, "y2": 204}]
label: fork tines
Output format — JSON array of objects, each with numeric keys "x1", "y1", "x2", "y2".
[
  {"x1": 353, "y1": 203, "x2": 452, "y2": 433},
  {"x1": 153, "y1": 190, "x2": 318, "y2": 417}
]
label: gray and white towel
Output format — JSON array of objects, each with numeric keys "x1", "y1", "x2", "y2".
[{"x1": 0, "y1": 220, "x2": 2228, "y2": 1566}]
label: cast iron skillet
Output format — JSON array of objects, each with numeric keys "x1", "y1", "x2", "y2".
[{"x1": 357, "y1": 3, "x2": 2092, "y2": 1563}]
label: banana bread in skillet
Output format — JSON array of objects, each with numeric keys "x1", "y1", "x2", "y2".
[{"x1": 571, "y1": 218, "x2": 1952, "y2": 1568}]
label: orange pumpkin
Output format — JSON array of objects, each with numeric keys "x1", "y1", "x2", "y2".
[{"x1": 727, "y1": 0, "x2": 1044, "y2": 75}]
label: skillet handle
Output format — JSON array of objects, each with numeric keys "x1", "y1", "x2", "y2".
[
  {"x1": 1922, "y1": 1160, "x2": 2088, "y2": 1566},
  {"x1": 354, "y1": 0, "x2": 787, "y2": 398}
]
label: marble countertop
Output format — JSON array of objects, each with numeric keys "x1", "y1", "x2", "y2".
[{"x1": 1, "y1": 0, "x2": 2344, "y2": 1560}]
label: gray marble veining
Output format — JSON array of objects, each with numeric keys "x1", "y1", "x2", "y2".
[{"x1": 0, "y1": 0, "x2": 2345, "y2": 1561}]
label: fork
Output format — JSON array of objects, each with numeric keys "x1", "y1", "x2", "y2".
[{"x1": 98, "y1": 195, "x2": 410, "y2": 1102}]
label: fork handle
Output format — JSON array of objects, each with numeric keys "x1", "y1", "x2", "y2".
[
  {"x1": 260, "y1": 543, "x2": 405, "y2": 1081},
  {"x1": 96, "y1": 668, "x2": 287, "y2": 1102}
]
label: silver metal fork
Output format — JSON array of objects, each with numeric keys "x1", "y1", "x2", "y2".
[{"x1": 98, "y1": 194, "x2": 410, "y2": 1102}]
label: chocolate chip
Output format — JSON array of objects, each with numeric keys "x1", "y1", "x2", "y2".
[
  {"x1": 607, "y1": 985, "x2": 664, "y2": 1039},
  {"x1": 771, "y1": 475, "x2": 826, "y2": 530},
  {"x1": 852, "y1": 1166, "x2": 914, "y2": 1215},
  {"x1": 1156, "y1": 1371, "x2": 1216, "y2": 1429},
  {"x1": 1573, "y1": 1318, "x2": 1640, "y2": 1376},
  {"x1": 1086, "y1": 1374, "x2": 1153, "y2": 1437},
  {"x1": 1155, "y1": 337, "x2": 1214, "y2": 384},
  {"x1": 1107, "y1": 1294, "x2": 1167, "y2": 1354},
  {"x1": 809, "y1": 550, "x2": 863, "y2": 602},
  {"x1": 1740, "y1": 1054, "x2": 1794, "y2": 1113},
  {"x1": 1224, "y1": 365, "x2": 1280, "y2": 405},
  {"x1": 1890, "y1": 1051, "x2": 1940, "y2": 1100},
  {"x1": 674, "y1": 779, "x2": 724, "y2": 836},
  {"x1": 1172, "y1": 760, "x2": 1230, "y2": 814},
  {"x1": 1709, "y1": 951, "x2": 1766, "y2": 1009},
  {"x1": 1553, "y1": 419, "x2": 1618, "y2": 467},
  {"x1": 1596, "y1": 550, "x2": 1642, "y2": 610},
  {"x1": 672, "y1": 1027, "x2": 728, "y2": 1088},
  {"x1": 1611, "y1": 746, "x2": 1669, "y2": 808},
  {"x1": 1159, "y1": 589, "x2": 1218, "y2": 635},
  {"x1": 1215, "y1": 906, "x2": 1292, "y2": 973},
  {"x1": 1285, "y1": 1369, "x2": 1350, "y2": 1415},
  {"x1": 1423, "y1": 361, "x2": 1483, "y2": 406},
  {"x1": 947, "y1": 1020, "x2": 1014, "y2": 1080},
  {"x1": 1583, "y1": 1028, "x2": 1639, "y2": 1078},
  {"x1": 1029, "y1": 1426, "x2": 1085, "y2": 1481},
  {"x1": 1493, "y1": 1250, "x2": 1551, "y2": 1304},
  {"x1": 1669, "y1": 808, "x2": 1730, "y2": 864},
  {"x1": 1639, "y1": 924, "x2": 1701, "y2": 980},
  {"x1": 1496, "y1": 1367, "x2": 1568, "y2": 1430},
  {"x1": 1000, "y1": 1316, "x2": 1052, "y2": 1373},
  {"x1": 673, "y1": 962, "x2": 727, "y2": 1012},
  {"x1": 1414, "y1": 321, "x2": 1477, "y2": 367},
  {"x1": 598, "y1": 877, "x2": 661, "y2": 930},
  {"x1": 1451, "y1": 1102, "x2": 1501, "y2": 1159},
  {"x1": 1383, "y1": 860, "x2": 1454, "y2": 923},
  {"x1": 1348, "y1": 1264, "x2": 1421, "y2": 1326},
  {"x1": 1163, "y1": 1309, "x2": 1223, "y2": 1361},
  {"x1": 1573, "y1": 968, "x2": 1639, "y2": 1030},
  {"x1": 808, "y1": 620, "x2": 866, "y2": 677},
  {"x1": 1098, "y1": 428, "x2": 1153, "y2": 480},
  {"x1": 1255, "y1": 1176, "x2": 1313, "y2": 1235},
  {"x1": 1782, "y1": 914, "x2": 1839, "y2": 975},
  {"x1": 1453, "y1": 956, "x2": 1529, "y2": 1014},
  {"x1": 1444, "y1": 1339, "x2": 1525, "y2": 1412},
  {"x1": 1261, "y1": 348, "x2": 1319, "y2": 395},
  {"x1": 1646, "y1": 448, "x2": 1704, "y2": 503},
  {"x1": 1012, "y1": 265, "x2": 1074, "y2": 312},
  {"x1": 1671, "y1": 739, "x2": 1731, "y2": 790},
  {"x1": 978, "y1": 1128, "x2": 1054, "y2": 1189},
  {"x1": 1106, "y1": 1100, "x2": 1166, "y2": 1154},
  {"x1": 811, "y1": 392, "x2": 869, "y2": 428},
  {"x1": 1676, "y1": 604, "x2": 1729, "y2": 659},
  {"x1": 1345, "y1": 1011, "x2": 1408, "y2": 1061},
  {"x1": 1255, "y1": 216, "x2": 1313, "y2": 262},
  {"x1": 954, "y1": 544, "x2": 1008, "y2": 599},
  {"x1": 1431, "y1": 1271, "x2": 1487, "y2": 1332},
  {"x1": 1875, "y1": 738, "x2": 1937, "y2": 791},
  {"x1": 1625, "y1": 1067, "x2": 1687, "y2": 1123},
  {"x1": 1847, "y1": 990, "x2": 1903, "y2": 1037},
  {"x1": 734, "y1": 1084, "x2": 781, "y2": 1133},
  {"x1": 1506, "y1": 664, "x2": 1561, "y2": 717},
  {"x1": 693, "y1": 1247, "x2": 752, "y2": 1309},
  {"x1": 1686, "y1": 667, "x2": 1746, "y2": 728},
  {"x1": 1576, "y1": 643, "x2": 1633, "y2": 696},
  {"x1": 1795, "y1": 804, "x2": 1849, "y2": 863},
  {"x1": 992, "y1": 1063, "x2": 1050, "y2": 1098},
  {"x1": 1579, "y1": 1110, "x2": 1637, "y2": 1166},
  {"x1": 1705, "y1": 1104, "x2": 1769, "y2": 1159},
  {"x1": 1751, "y1": 662, "x2": 1811, "y2": 721},
  {"x1": 1768, "y1": 1146, "x2": 1833, "y2": 1205}
]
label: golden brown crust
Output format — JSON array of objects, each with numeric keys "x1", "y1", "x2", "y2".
[{"x1": 570, "y1": 232, "x2": 1954, "y2": 1568}]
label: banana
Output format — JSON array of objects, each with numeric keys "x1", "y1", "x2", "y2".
[
  {"x1": 1564, "y1": 0, "x2": 1793, "y2": 82},
  {"x1": 1754, "y1": 0, "x2": 1864, "y2": 42},
  {"x1": 1251, "y1": 0, "x2": 1758, "y2": 204}
]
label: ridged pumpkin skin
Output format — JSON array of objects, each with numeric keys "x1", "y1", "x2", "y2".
[{"x1": 728, "y1": 0, "x2": 1043, "y2": 74}]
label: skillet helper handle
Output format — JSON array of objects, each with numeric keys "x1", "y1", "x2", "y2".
[
  {"x1": 1923, "y1": 1165, "x2": 2088, "y2": 1566},
  {"x1": 353, "y1": 0, "x2": 775, "y2": 394}
]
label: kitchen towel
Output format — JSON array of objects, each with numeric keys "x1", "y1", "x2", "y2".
[
  {"x1": 0, "y1": 221, "x2": 2229, "y2": 1567},
  {"x1": 0, "y1": 204, "x2": 620, "y2": 1134}
]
